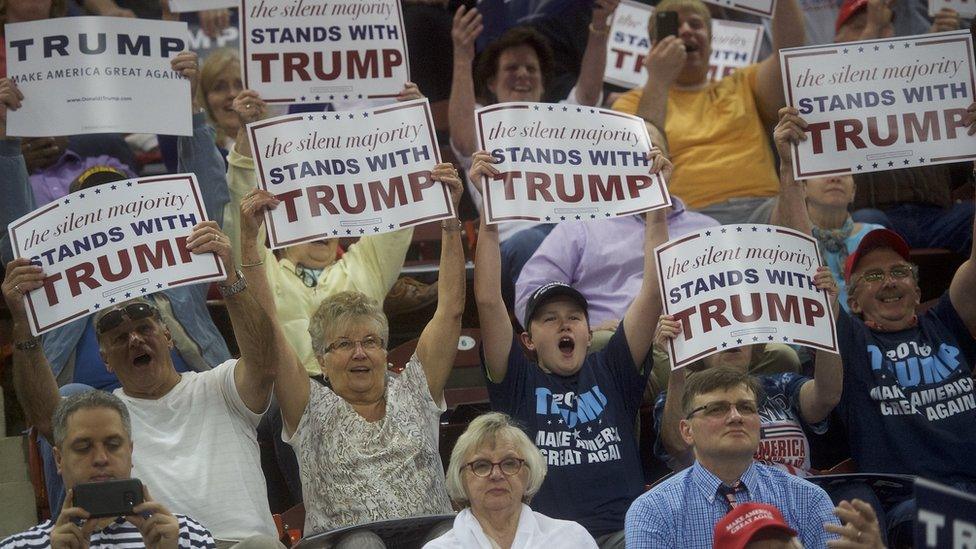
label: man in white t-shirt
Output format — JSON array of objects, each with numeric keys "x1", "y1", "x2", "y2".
[{"x1": 3, "y1": 220, "x2": 284, "y2": 548}]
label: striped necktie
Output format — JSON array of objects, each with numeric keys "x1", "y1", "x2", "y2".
[{"x1": 717, "y1": 481, "x2": 745, "y2": 512}]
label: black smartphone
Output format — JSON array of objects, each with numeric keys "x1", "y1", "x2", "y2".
[
  {"x1": 448, "y1": 0, "x2": 478, "y2": 11},
  {"x1": 73, "y1": 478, "x2": 144, "y2": 518},
  {"x1": 655, "y1": 11, "x2": 680, "y2": 41}
]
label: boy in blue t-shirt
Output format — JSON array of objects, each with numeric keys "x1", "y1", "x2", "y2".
[{"x1": 470, "y1": 149, "x2": 671, "y2": 546}]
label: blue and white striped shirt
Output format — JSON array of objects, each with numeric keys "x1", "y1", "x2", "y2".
[
  {"x1": 625, "y1": 461, "x2": 839, "y2": 548},
  {"x1": 0, "y1": 514, "x2": 215, "y2": 548}
]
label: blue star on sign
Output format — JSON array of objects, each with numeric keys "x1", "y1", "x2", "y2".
[
  {"x1": 156, "y1": 283, "x2": 163, "y2": 289},
  {"x1": 110, "y1": 297, "x2": 117, "y2": 303},
  {"x1": 111, "y1": 184, "x2": 118, "y2": 190},
  {"x1": 705, "y1": 231, "x2": 711, "y2": 236},
  {"x1": 388, "y1": 224, "x2": 395, "y2": 230},
  {"x1": 94, "y1": 188, "x2": 101, "y2": 194},
  {"x1": 736, "y1": 338, "x2": 743, "y2": 344},
  {"x1": 79, "y1": 193, "x2": 85, "y2": 199}
]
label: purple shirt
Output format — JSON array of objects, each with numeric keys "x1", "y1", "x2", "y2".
[
  {"x1": 29, "y1": 150, "x2": 134, "y2": 206},
  {"x1": 515, "y1": 199, "x2": 719, "y2": 325}
]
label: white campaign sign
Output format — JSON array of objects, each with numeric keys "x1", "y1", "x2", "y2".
[
  {"x1": 928, "y1": 0, "x2": 976, "y2": 20},
  {"x1": 655, "y1": 224, "x2": 837, "y2": 369},
  {"x1": 169, "y1": 0, "x2": 237, "y2": 12},
  {"x1": 240, "y1": 0, "x2": 409, "y2": 104},
  {"x1": 475, "y1": 102, "x2": 669, "y2": 224},
  {"x1": 604, "y1": 5, "x2": 763, "y2": 88},
  {"x1": 247, "y1": 98, "x2": 452, "y2": 248},
  {"x1": 703, "y1": 0, "x2": 776, "y2": 17},
  {"x1": 5, "y1": 17, "x2": 191, "y2": 137},
  {"x1": 604, "y1": 0, "x2": 653, "y2": 89},
  {"x1": 780, "y1": 31, "x2": 976, "y2": 180},
  {"x1": 709, "y1": 20, "x2": 763, "y2": 82},
  {"x1": 8, "y1": 174, "x2": 224, "y2": 336}
]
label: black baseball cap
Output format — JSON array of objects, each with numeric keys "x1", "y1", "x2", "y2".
[{"x1": 523, "y1": 282, "x2": 589, "y2": 329}]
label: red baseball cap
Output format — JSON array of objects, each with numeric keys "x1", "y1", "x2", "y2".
[
  {"x1": 835, "y1": 0, "x2": 868, "y2": 32},
  {"x1": 844, "y1": 228, "x2": 911, "y2": 283},
  {"x1": 713, "y1": 503, "x2": 798, "y2": 549}
]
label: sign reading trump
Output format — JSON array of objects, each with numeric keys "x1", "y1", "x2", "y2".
[
  {"x1": 655, "y1": 225, "x2": 838, "y2": 369},
  {"x1": 247, "y1": 98, "x2": 453, "y2": 248},
  {"x1": 240, "y1": 0, "x2": 409, "y2": 104},
  {"x1": 780, "y1": 31, "x2": 976, "y2": 180},
  {"x1": 8, "y1": 175, "x2": 225, "y2": 336},
  {"x1": 475, "y1": 102, "x2": 669, "y2": 224},
  {"x1": 4, "y1": 17, "x2": 190, "y2": 136}
]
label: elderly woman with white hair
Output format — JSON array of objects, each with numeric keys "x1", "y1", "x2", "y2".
[{"x1": 425, "y1": 413, "x2": 597, "y2": 549}]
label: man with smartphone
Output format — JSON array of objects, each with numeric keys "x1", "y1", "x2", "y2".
[
  {"x1": 611, "y1": 0, "x2": 806, "y2": 225},
  {"x1": 1, "y1": 391, "x2": 215, "y2": 549}
]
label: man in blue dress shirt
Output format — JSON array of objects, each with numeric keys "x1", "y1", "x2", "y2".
[{"x1": 625, "y1": 367, "x2": 839, "y2": 548}]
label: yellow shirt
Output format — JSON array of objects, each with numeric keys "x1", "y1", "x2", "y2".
[
  {"x1": 611, "y1": 65, "x2": 778, "y2": 210},
  {"x1": 226, "y1": 150, "x2": 413, "y2": 376}
]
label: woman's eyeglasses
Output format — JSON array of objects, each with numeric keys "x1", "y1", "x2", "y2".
[{"x1": 465, "y1": 457, "x2": 526, "y2": 478}]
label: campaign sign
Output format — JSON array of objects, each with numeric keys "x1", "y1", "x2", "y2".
[
  {"x1": 169, "y1": 0, "x2": 237, "y2": 12},
  {"x1": 655, "y1": 224, "x2": 837, "y2": 369},
  {"x1": 7, "y1": 174, "x2": 224, "y2": 336},
  {"x1": 5, "y1": 17, "x2": 190, "y2": 137},
  {"x1": 915, "y1": 477, "x2": 976, "y2": 548},
  {"x1": 240, "y1": 0, "x2": 409, "y2": 104},
  {"x1": 709, "y1": 20, "x2": 763, "y2": 82},
  {"x1": 780, "y1": 31, "x2": 976, "y2": 180},
  {"x1": 605, "y1": 0, "x2": 653, "y2": 89},
  {"x1": 928, "y1": 0, "x2": 976, "y2": 20},
  {"x1": 605, "y1": 4, "x2": 763, "y2": 88},
  {"x1": 475, "y1": 102, "x2": 669, "y2": 224},
  {"x1": 247, "y1": 98, "x2": 452, "y2": 248},
  {"x1": 703, "y1": 0, "x2": 776, "y2": 18}
]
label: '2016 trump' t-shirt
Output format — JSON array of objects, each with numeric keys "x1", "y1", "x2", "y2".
[
  {"x1": 485, "y1": 326, "x2": 649, "y2": 537},
  {"x1": 836, "y1": 293, "x2": 976, "y2": 485}
]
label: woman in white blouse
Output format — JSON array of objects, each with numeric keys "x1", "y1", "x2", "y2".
[{"x1": 426, "y1": 413, "x2": 597, "y2": 549}]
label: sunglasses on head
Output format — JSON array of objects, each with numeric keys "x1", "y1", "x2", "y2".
[{"x1": 96, "y1": 302, "x2": 158, "y2": 334}]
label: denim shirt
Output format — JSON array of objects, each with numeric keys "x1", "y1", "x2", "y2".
[{"x1": 0, "y1": 112, "x2": 231, "y2": 382}]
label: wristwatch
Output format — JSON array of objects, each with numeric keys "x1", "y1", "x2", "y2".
[
  {"x1": 15, "y1": 336, "x2": 40, "y2": 351},
  {"x1": 218, "y1": 270, "x2": 248, "y2": 297}
]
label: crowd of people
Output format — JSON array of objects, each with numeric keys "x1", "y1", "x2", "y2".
[{"x1": 0, "y1": 0, "x2": 974, "y2": 548}]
